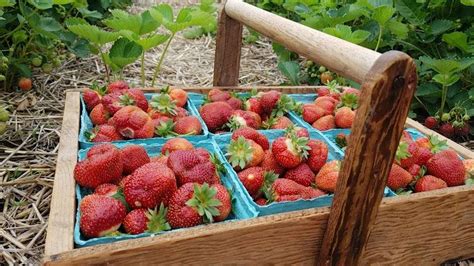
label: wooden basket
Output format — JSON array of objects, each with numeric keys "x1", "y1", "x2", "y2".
[{"x1": 43, "y1": 0, "x2": 474, "y2": 265}]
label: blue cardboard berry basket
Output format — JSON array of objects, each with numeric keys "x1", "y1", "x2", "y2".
[
  {"x1": 212, "y1": 129, "x2": 396, "y2": 216},
  {"x1": 74, "y1": 139, "x2": 258, "y2": 247},
  {"x1": 79, "y1": 92, "x2": 209, "y2": 148}
]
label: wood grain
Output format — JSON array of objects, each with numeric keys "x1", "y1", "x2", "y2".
[
  {"x1": 318, "y1": 51, "x2": 418, "y2": 265},
  {"x1": 224, "y1": 0, "x2": 380, "y2": 84},
  {"x1": 44, "y1": 92, "x2": 80, "y2": 256},
  {"x1": 213, "y1": 0, "x2": 243, "y2": 86}
]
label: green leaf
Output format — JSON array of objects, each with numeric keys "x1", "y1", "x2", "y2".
[
  {"x1": 394, "y1": 0, "x2": 426, "y2": 26},
  {"x1": 0, "y1": 0, "x2": 15, "y2": 7},
  {"x1": 432, "y1": 73, "x2": 460, "y2": 87},
  {"x1": 28, "y1": 0, "x2": 52, "y2": 9},
  {"x1": 461, "y1": 0, "x2": 474, "y2": 6},
  {"x1": 135, "y1": 34, "x2": 169, "y2": 51},
  {"x1": 278, "y1": 60, "x2": 300, "y2": 85},
  {"x1": 323, "y1": 25, "x2": 370, "y2": 44},
  {"x1": 68, "y1": 23, "x2": 120, "y2": 45},
  {"x1": 108, "y1": 38, "x2": 142, "y2": 69},
  {"x1": 150, "y1": 4, "x2": 208, "y2": 33},
  {"x1": 105, "y1": 9, "x2": 160, "y2": 36},
  {"x1": 373, "y1": 6, "x2": 395, "y2": 25},
  {"x1": 430, "y1": 19, "x2": 455, "y2": 36},
  {"x1": 386, "y1": 19, "x2": 408, "y2": 38},
  {"x1": 38, "y1": 17, "x2": 62, "y2": 32},
  {"x1": 53, "y1": 0, "x2": 74, "y2": 4},
  {"x1": 78, "y1": 8, "x2": 103, "y2": 19},
  {"x1": 442, "y1": 32, "x2": 473, "y2": 53},
  {"x1": 12, "y1": 30, "x2": 27, "y2": 43}
]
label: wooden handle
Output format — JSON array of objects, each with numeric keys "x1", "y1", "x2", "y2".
[{"x1": 223, "y1": 0, "x2": 381, "y2": 84}]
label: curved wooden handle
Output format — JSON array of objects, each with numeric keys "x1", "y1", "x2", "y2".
[{"x1": 223, "y1": 0, "x2": 380, "y2": 84}]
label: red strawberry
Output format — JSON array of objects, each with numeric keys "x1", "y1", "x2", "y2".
[
  {"x1": 426, "y1": 150, "x2": 465, "y2": 186},
  {"x1": 387, "y1": 163, "x2": 414, "y2": 190},
  {"x1": 212, "y1": 184, "x2": 232, "y2": 222},
  {"x1": 174, "y1": 116, "x2": 202, "y2": 135},
  {"x1": 118, "y1": 175, "x2": 129, "y2": 189},
  {"x1": 121, "y1": 145, "x2": 150, "y2": 175},
  {"x1": 302, "y1": 104, "x2": 325, "y2": 124},
  {"x1": 244, "y1": 98, "x2": 263, "y2": 115},
  {"x1": 424, "y1": 116, "x2": 438, "y2": 129},
  {"x1": 341, "y1": 87, "x2": 360, "y2": 97},
  {"x1": 169, "y1": 88, "x2": 188, "y2": 108},
  {"x1": 314, "y1": 96, "x2": 336, "y2": 115},
  {"x1": 124, "y1": 162, "x2": 177, "y2": 208},
  {"x1": 312, "y1": 115, "x2": 335, "y2": 131},
  {"x1": 79, "y1": 194, "x2": 127, "y2": 238},
  {"x1": 150, "y1": 155, "x2": 168, "y2": 165},
  {"x1": 231, "y1": 127, "x2": 269, "y2": 150},
  {"x1": 400, "y1": 130, "x2": 414, "y2": 143},
  {"x1": 260, "y1": 90, "x2": 281, "y2": 114},
  {"x1": 102, "y1": 89, "x2": 148, "y2": 114},
  {"x1": 268, "y1": 116, "x2": 294, "y2": 129},
  {"x1": 238, "y1": 167, "x2": 265, "y2": 198},
  {"x1": 407, "y1": 164, "x2": 421, "y2": 177},
  {"x1": 83, "y1": 89, "x2": 102, "y2": 111},
  {"x1": 90, "y1": 104, "x2": 110, "y2": 125},
  {"x1": 149, "y1": 93, "x2": 178, "y2": 118},
  {"x1": 167, "y1": 149, "x2": 219, "y2": 186},
  {"x1": 123, "y1": 204, "x2": 171, "y2": 235},
  {"x1": 414, "y1": 147, "x2": 433, "y2": 165},
  {"x1": 94, "y1": 183, "x2": 119, "y2": 197},
  {"x1": 335, "y1": 107, "x2": 355, "y2": 128},
  {"x1": 414, "y1": 175, "x2": 447, "y2": 192},
  {"x1": 271, "y1": 179, "x2": 325, "y2": 202},
  {"x1": 455, "y1": 123, "x2": 470, "y2": 137},
  {"x1": 74, "y1": 144, "x2": 123, "y2": 188},
  {"x1": 111, "y1": 106, "x2": 154, "y2": 139},
  {"x1": 199, "y1": 102, "x2": 233, "y2": 132},
  {"x1": 284, "y1": 163, "x2": 314, "y2": 187},
  {"x1": 226, "y1": 97, "x2": 243, "y2": 110},
  {"x1": 208, "y1": 89, "x2": 231, "y2": 102},
  {"x1": 227, "y1": 137, "x2": 264, "y2": 170},
  {"x1": 152, "y1": 116, "x2": 173, "y2": 134},
  {"x1": 260, "y1": 150, "x2": 285, "y2": 175},
  {"x1": 161, "y1": 138, "x2": 194, "y2": 155},
  {"x1": 316, "y1": 87, "x2": 330, "y2": 97},
  {"x1": 415, "y1": 137, "x2": 431, "y2": 149},
  {"x1": 315, "y1": 160, "x2": 340, "y2": 192},
  {"x1": 107, "y1": 80, "x2": 129, "y2": 94},
  {"x1": 255, "y1": 198, "x2": 267, "y2": 206},
  {"x1": 307, "y1": 140, "x2": 328, "y2": 173},
  {"x1": 439, "y1": 123, "x2": 455, "y2": 138},
  {"x1": 87, "y1": 125, "x2": 122, "y2": 143},
  {"x1": 172, "y1": 107, "x2": 189, "y2": 121},
  {"x1": 271, "y1": 135, "x2": 310, "y2": 169},
  {"x1": 396, "y1": 142, "x2": 416, "y2": 169}
]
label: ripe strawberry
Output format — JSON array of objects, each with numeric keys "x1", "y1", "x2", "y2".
[
  {"x1": 271, "y1": 135, "x2": 310, "y2": 169},
  {"x1": 107, "y1": 80, "x2": 129, "y2": 94},
  {"x1": 414, "y1": 147, "x2": 433, "y2": 165},
  {"x1": 79, "y1": 194, "x2": 127, "y2": 238},
  {"x1": 169, "y1": 88, "x2": 188, "y2": 108},
  {"x1": 266, "y1": 116, "x2": 294, "y2": 129},
  {"x1": 255, "y1": 198, "x2": 267, "y2": 206},
  {"x1": 83, "y1": 88, "x2": 102, "y2": 111},
  {"x1": 314, "y1": 96, "x2": 336, "y2": 115},
  {"x1": 118, "y1": 175, "x2": 129, "y2": 189},
  {"x1": 407, "y1": 164, "x2": 421, "y2": 177},
  {"x1": 150, "y1": 155, "x2": 168, "y2": 165},
  {"x1": 283, "y1": 163, "x2": 314, "y2": 187},
  {"x1": 227, "y1": 110, "x2": 262, "y2": 130},
  {"x1": 226, "y1": 97, "x2": 243, "y2": 110},
  {"x1": 271, "y1": 179, "x2": 326, "y2": 202},
  {"x1": 238, "y1": 167, "x2": 265, "y2": 198},
  {"x1": 316, "y1": 87, "x2": 330, "y2": 97},
  {"x1": 285, "y1": 125, "x2": 309, "y2": 138},
  {"x1": 315, "y1": 160, "x2": 340, "y2": 192},
  {"x1": 18, "y1": 77, "x2": 32, "y2": 91},
  {"x1": 86, "y1": 125, "x2": 122, "y2": 143},
  {"x1": 424, "y1": 116, "x2": 438, "y2": 129},
  {"x1": 121, "y1": 145, "x2": 150, "y2": 175},
  {"x1": 172, "y1": 107, "x2": 189, "y2": 121},
  {"x1": 439, "y1": 123, "x2": 454, "y2": 138},
  {"x1": 387, "y1": 163, "x2": 414, "y2": 190},
  {"x1": 302, "y1": 104, "x2": 325, "y2": 124},
  {"x1": 161, "y1": 138, "x2": 194, "y2": 155},
  {"x1": 102, "y1": 89, "x2": 148, "y2": 114},
  {"x1": 231, "y1": 127, "x2": 269, "y2": 150},
  {"x1": 335, "y1": 107, "x2": 355, "y2": 128},
  {"x1": 312, "y1": 115, "x2": 335, "y2": 131},
  {"x1": 455, "y1": 123, "x2": 470, "y2": 137},
  {"x1": 124, "y1": 162, "x2": 177, "y2": 208},
  {"x1": 307, "y1": 140, "x2": 328, "y2": 173},
  {"x1": 244, "y1": 98, "x2": 263, "y2": 115},
  {"x1": 396, "y1": 142, "x2": 416, "y2": 169},
  {"x1": 341, "y1": 87, "x2": 360, "y2": 97},
  {"x1": 211, "y1": 184, "x2": 232, "y2": 222},
  {"x1": 260, "y1": 90, "x2": 281, "y2": 114},
  {"x1": 167, "y1": 149, "x2": 219, "y2": 186},
  {"x1": 94, "y1": 183, "x2": 119, "y2": 197},
  {"x1": 227, "y1": 137, "x2": 264, "y2": 170},
  {"x1": 111, "y1": 106, "x2": 154, "y2": 139},
  {"x1": 260, "y1": 150, "x2": 285, "y2": 175},
  {"x1": 149, "y1": 93, "x2": 178, "y2": 118},
  {"x1": 174, "y1": 116, "x2": 202, "y2": 135},
  {"x1": 74, "y1": 144, "x2": 123, "y2": 188},
  {"x1": 414, "y1": 175, "x2": 447, "y2": 192},
  {"x1": 90, "y1": 104, "x2": 110, "y2": 125},
  {"x1": 123, "y1": 204, "x2": 171, "y2": 235},
  {"x1": 199, "y1": 101, "x2": 233, "y2": 132},
  {"x1": 208, "y1": 88, "x2": 231, "y2": 102},
  {"x1": 426, "y1": 150, "x2": 465, "y2": 186},
  {"x1": 152, "y1": 117, "x2": 173, "y2": 136}
]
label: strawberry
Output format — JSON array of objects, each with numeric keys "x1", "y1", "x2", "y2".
[
  {"x1": 107, "y1": 80, "x2": 129, "y2": 94},
  {"x1": 102, "y1": 89, "x2": 148, "y2": 114},
  {"x1": 338, "y1": 93, "x2": 358, "y2": 110},
  {"x1": 74, "y1": 144, "x2": 123, "y2": 188},
  {"x1": 174, "y1": 116, "x2": 202, "y2": 135},
  {"x1": 238, "y1": 167, "x2": 265, "y2": 198},
  {"x1": 271, "y1": 135, "x2": 310, "y2": 169},
  {"x1": 226, "y1": 97, "x2": 243, "y2": 110},
  {"x1": 211, "y1": 184, "x2": 232, "y2": 222},
  {"x1": 426, "y1": 150, "x2": 465, "y2": 186},
  {"x1": 244, "y1": 98, "x2": 263, "y2": 115},
  {"x1": 271, "y1": 179, "x2": 326, "y2": 202},
  {"x1": 168, "y1": 88, "x2": 188, "y2": 108},
  {"x1": 312, "y1": 115, "x2": 335, "y2": 131},
  {"x1": 172, "y1": 107, "x2": 189, "y2": 121},
  {"x1": 149, "y1": 93, "x2": 178, "y2": 118},
  {"x1": 341, "y1": 87, "x2": 360, "y2": 97},
  {"x1": 395, "y1": 142, "x2": 416, "y2": 169},
  {"x1": 314, "y1": 96, "x2": 336, "y2": 115},
  {"x1": 255, "y1": 198, "x2": 267, "y2": 206},
  {"x1": 316, "y1": 87, "x2": 330, "y2": 97},
  {"x1": 307, "y1": 140, "x2": 328, "y2": 173},
  {"x1": 167, "y1": 149, "x2": 219, "y2": 186},
  {"x1": 401, "y1": 130, "x2": 414, "y2": 143},
  {"x1": 161, "y1": 138, "x2": 194, "y2": 155},
  {"x1": 83, "y1": 89, "x2": 102, "y2": 111},
  {"x1": 387, "y1": 163, "x2": 414, "y2": 190},
  {"x1": 335, "y1": 133, "x2": 349, "y2": 148},
  {"x1": 302, "y1": 104, "x2": 325, "y2": 124},
  {"x1": 424, "y1": 116, "x2": 438, "y2": 129},
  {"x1": 294, "y1": 127, "x2": 310, "y2": 138},
  {"x1": 260, "y1": 90, "x2": 281, "y2": 114},
  {"x1": 118, "y1": 175, "x2": 129, "y2": 189},
  {"x1": 315, "y1": 160, "x2": 340, "y2": 192},
  {"x1": 111, "y1": 106, "x2": 154, "y2": 139},
  {"x1": 94, "y1": 183, "x2": 119, "y2": 197},
  {"x1": 90, "y1": 104, "x2": 110, "y2": 125},
  {"x1": 334, "y1": 107, "x2": 355, "y2": 128},
  {"x1": 124, "y1": 162, "x2": 177, "y2": 208},
  {"x1": 439, "y1": 123, "x2": 454, "y2": 138},
  {"x1": 407, "y1": 164, "x2": 422, "y2": 177},
  {"x1": 227, "y1": 137, "x2": 264, "y2": 170},
  {"x1": 414, "y1": 175, "x2": 447, "y2": 192},
  {"x1": 231, "y1": 127, "x2": 269, "y2": 150},
  {"x1": 260, "y1": 150, "x2": 285, "y2": 175},
  {"x1": 265, "y1": 116, "x2": 294, "y2": 129},
  {"x1": 152, "y1": 116, "x2": 173, "y2": 135},
  {"x1": 18, "y1": 77, "x2": 32, "y2": 91},
  {"x1": 121, "y1": 145, "x2": 150, "y2": 175},
  {"x1": 86, "y1": 125, "x2": 122, "y2": 143},
  {"x1": 227, "y1": 110, "x2": 262, "y2": 130},
  {"x1": 123, "y1": 204, "x2": 171, "y2": 235},
  {"x1": 79, "y1": 194, "x2": 127, "y2": 238},
  {"x1": 283, "y1": 163, "x2": 314, "y2": 187},
  {"x1": 208, "y1": 89, "x2": 231, "y2": 102},
  {"x1": 414, "y1": 147, "x2": 433, "y2": 165},
  {"x1": 455, "y1": 123, "x2": 470, "y2": 137},
  {"x1": 150, "y1": 155, "x2": 168, "y2": 165},
  {"x1": 199, "y1": 101, "x2": 233, "y2": 132}
]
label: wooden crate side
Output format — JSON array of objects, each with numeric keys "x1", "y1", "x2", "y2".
[
  {"x1": 44, "y1": 186, "x2": 474, "y2": 265},
  {"x1": 44, "y1": 92, "x2": 80, "y2": 256}
]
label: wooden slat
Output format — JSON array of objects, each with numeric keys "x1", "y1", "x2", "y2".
[
  {"x1": 44, "y1": 92, "x2": 80, "y2": 256},
  {"x1": 43, "y1": 185, "x2": 474, "y2": 265}
]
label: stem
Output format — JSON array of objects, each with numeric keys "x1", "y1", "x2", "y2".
[
  {"x1": 375, "y1": 26, "x2": 383, "y2": 52},
  {"x1": 140, "y1": 52, "x2": 145, "y2": 87},
  {"x1": 98, "y1": 47, "x2": 110, "y2": 83},
  {"x1": 439, "y1": 84, "x2": 448, "y2": 115},
  {"x1": 396, "y1": 39, "x2": 430, "y2": 57},
  {"x1": 151, "y1": 32, "x2": 175, "y2": 87}
]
